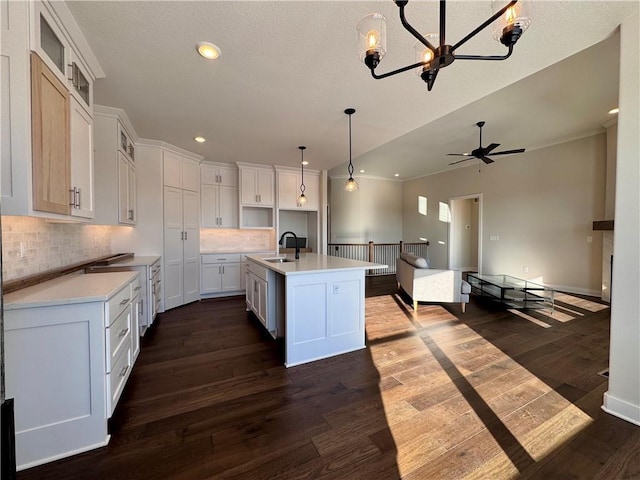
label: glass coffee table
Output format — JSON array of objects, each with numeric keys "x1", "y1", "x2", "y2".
[{"x1": 467, "y1": 273, "x2": 554, "y2": 311}]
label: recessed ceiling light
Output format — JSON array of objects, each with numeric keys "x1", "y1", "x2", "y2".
[
  {"x1": 194, "y1": 136, "x2": 206, "y2": 143},
  {"x1": 608, "y1": 107, "x2": 619, "y2": 115},
  {"x1": 196, "y1": 42, "x2": 221, "y2": 60},
  {"x1": 394, "y1": 173, "x2": 400, "y2": 177},
  {"x1": 359, "y1": 169, "x2": 365, "y2": 173}
]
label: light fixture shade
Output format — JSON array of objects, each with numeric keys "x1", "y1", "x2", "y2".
[
  {"x1": 413, "y1": 34, "x2": 438, "y2": 75},
  {"x1": 357, "y1": 13, "x2": 387, "y2": 63},
  {"x1": 491, "y1": 0, "x2": 533, "y2": 42},
  {"x1": 345, "y1": 177, "x2": 359, "y2": 192},
  {"x1": 297, "y1": 193, "x2": 307, "y2": 206}
]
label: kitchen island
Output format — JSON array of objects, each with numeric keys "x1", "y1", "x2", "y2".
[{"x1": 245, "y1": 253, "x2": 384, "y2": 367}]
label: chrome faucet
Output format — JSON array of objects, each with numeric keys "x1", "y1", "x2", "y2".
[{"x1": 278, "y1": 231, "x2": 300, "y2": 260}]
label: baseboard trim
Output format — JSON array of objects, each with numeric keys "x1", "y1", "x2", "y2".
[{"x1": 602, "y1": 391, "x2": 640, "y2": 426}]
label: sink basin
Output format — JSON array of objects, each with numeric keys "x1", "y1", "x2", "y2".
[{"x1": 264, "y1": 258, "x2": 295, "y2": 263}]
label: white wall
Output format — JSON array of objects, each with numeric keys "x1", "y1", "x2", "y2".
[
  {"x1": 329, "y1": 176, "x2": 403, "y2": 244},
  {"x1": 403, "y1": 134, "x2": 606, "y2": 294},
  {"x1": 604, "y1": 12, "x2": 640, "y2": 426}
]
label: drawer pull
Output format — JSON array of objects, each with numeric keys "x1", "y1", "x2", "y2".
[
  {"x1": 134, "y1": 286, "x2": 142, "y2": 291},
  {"x1": 119, "y1": 364, "x2": 130, "y2": 377},
  {"x1": 118, "y1": 328, "x2": 129, "y2": 338},
  {"x1": 119, "y1": 298, "x2": 130, "y2": 306}
]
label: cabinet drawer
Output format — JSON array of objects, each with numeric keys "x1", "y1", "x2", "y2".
[
  {"x1": 107, "y1": 284, "x2": 131, "y2": 327},
  {"x1": 106, "y1": 306, "x2": 131, "y2": 373},
  {"x1": 248, "y1": 261, "x2": 268, "y2": 281},
  {"x1": 107, "y1": 345, "x2": 131, "y2": 417},
  {"x1": 130, "y1": 274, "x2": 142, "y2": 299},
  {"x1": 202, "y1": 254, "x2": 241, "y2": 264}
]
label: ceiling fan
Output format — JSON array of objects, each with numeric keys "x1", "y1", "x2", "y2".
[{"x1": 448, "y1": 121, "x2": 526, "y2": 165}]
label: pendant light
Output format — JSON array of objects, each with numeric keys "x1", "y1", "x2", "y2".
[
  {"x1": 297, "y1": 146, "x2": 308, "y2": 207},
  {"x1": 344, "y1": 108, "x2": 358, "y2": 192}
]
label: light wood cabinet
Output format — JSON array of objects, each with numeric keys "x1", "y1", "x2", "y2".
[
  {"x1": 164, "y1": 186, "x2": 200, "y2": 310},
  {"x1": 30, "y1": 52, "x2": 70, "y2": 215}
]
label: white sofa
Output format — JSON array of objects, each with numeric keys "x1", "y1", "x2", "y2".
[{"x1": 396, "y1": 252, "x2": 471, "y2": 312}]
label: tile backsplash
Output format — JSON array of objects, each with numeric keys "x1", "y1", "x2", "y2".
[
  {"x1": 200, "y1": 228, "x2": 275, "y2": 253},
  {"x1": 1, "y1": 216, "x2": 112, "y2": 281}
]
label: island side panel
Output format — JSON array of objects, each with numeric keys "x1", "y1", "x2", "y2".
[{"x1": 284, "y1": 269, "x2": 366, "y2": 367}]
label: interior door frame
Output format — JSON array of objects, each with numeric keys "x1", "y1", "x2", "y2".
[{"x1": 448, "y1": 193, "x2": 483, "y2": 273}]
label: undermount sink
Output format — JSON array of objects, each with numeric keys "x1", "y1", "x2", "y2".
[{"x1": 264, "y1": 258, "x2": 295, "y2": 263}]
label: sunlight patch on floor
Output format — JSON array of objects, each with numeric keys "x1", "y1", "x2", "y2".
[
  {"x1": 368, "y1": 315, "x2": 595, "y2": 479},
  {"x1": 508, "y1": 309, "x2": 553, "y2": 328},
  {"x1": 554, "y1": 293, "x2": 609, "y2": 312}
]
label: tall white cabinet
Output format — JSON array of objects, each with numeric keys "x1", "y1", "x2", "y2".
[{"x1": 163, "y1": 153, "x2": 201, "y2": 310}]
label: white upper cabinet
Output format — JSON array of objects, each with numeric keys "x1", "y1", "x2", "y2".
[
  {"x1": 240, "y1": 166, "x2": 274, "y2": 206},
  {"x1": 201, "y1": 163, "x2": 238, "y2": 228},
  {"x1": 1, "y1": 0, "x2": 103, "y2": 220},
  {"x1": 93, "y1": 106, "x2": 138, "y2": 225},
  {"x1": 164, "y1": 151, "x2": 200, "y2": 192},
  {"x1": 69, "y1": 96, "x2": 94, "y2": 218},
  {"x1": 276, "y1": 167, "x2": 320, "y2": 211},
  {"x1": 201, "y1": 164, "x2": 237, "y2": 187}
]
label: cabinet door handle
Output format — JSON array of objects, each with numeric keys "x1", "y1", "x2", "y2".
[
  {"x1": 119, "y1": 298, "x2": 130, "y2": 306},
  {"x1": 118, "y1": 327, "x2": 130, "y2": 338},
  {"x1": 76, "y1": 188, "x2": 81, "y2": 208},
  {"x1": 69, "y1": 188, "x2": 76, "y2": 207},
  {"x1": 180, "y1": 231, "x2": 184, "y2": 240},
  {"x1": 119, "y1": 364, "x2": 130, "y2": 378},
  {"x1": 134, "y1": 286, "x2": 141, "y2": 292},
  {"x1": 185, "y1": 231, "x2": 188, "y2": 240}
]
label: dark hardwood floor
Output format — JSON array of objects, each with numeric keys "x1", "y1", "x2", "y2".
[{"x1": 19, "y1": 276, "x2": 640, "y2": 479}]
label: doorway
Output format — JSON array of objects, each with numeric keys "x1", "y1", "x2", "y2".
[{"x1": 449, "y1": 194, "x2": 482, "y2": 273}]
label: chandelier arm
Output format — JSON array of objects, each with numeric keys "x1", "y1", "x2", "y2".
[
  {"x1": 455, "y1": 45, "x2": 514, "y2": 61},
  {"x1": 370, "y1": 60, "x2": 429, "y2": 80},
  {"x1": 450, "y1": 0, "x2": 518, "y2": 52},
  {"x1": 397, "y1": 2, "x2": 437, "y2": 51}
]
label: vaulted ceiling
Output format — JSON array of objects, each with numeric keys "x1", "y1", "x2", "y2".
[{"x1": 68, "y1": 1, "x2": 638, "y2": 179}]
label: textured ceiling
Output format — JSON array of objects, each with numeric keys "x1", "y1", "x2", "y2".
[{"x1": 67, "y1": 1, "x2": 638, "y2": 178}]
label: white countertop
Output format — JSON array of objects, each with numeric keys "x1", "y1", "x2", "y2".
[
  {"x1": 246, "y1": 253, "x2": 385, "y2": 276},
  {"x1": 101, "y1": 255, "x2": 160, "y2": 267},
  {"x1": 4, "y1": 271, "x2": 139, "y2": 310},
  {"x1": 200, "y1": 250, "x2": 275, "y2": 255}
]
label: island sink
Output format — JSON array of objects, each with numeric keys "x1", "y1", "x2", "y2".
[{"x1": 264, "y1": 258, "x2": 295, "y2": 263}]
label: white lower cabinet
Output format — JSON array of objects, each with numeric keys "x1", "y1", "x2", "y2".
[
  {"x1": 4, "y1": 272, "x2": 139, "y2": 470},
  {"x1": 246, "y1": 259, "x2": 277, "y2": 337},
  {"x1": 201, "y1": 254, "x2": 241, "y2": 295}
]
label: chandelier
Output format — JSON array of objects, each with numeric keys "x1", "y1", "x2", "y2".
[{"x1": 357, "y1": 0, "x2": 532, "y2": 91}]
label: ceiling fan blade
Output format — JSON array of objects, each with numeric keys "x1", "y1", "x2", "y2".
[
  {"x1": 484, "y1": 143, "x2": 500, "y2": 153},
  {"x1": 447, "y1": 153, "x2": 472, "y2": 156},
  {"x1": 481, "y1": 156, "x2": 494, "y2": 164},
  {"x1": 449, "y1": 157, "x2": 473, "y2": 165},
  {"x1": 490, "y1": 148, "x2": 526, "y2": 156}
]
